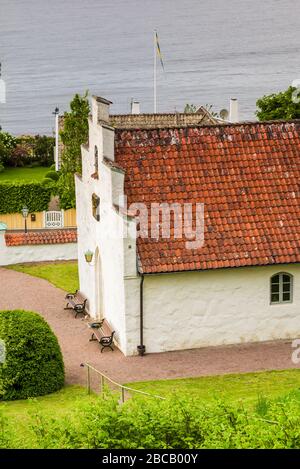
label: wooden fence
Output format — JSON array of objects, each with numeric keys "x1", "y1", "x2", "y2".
[
  {"x1": 80, "y1": 363, "x2": 165, "y2": 402},
  {"x1": 0, "y1": 208, "x2": 76, "y2": 230}
]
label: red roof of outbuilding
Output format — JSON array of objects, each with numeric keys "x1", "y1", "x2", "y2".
[
  {"x1": 115, "y1": 121, "x2": 300, "y2": 274},
  {"x1": 5, "y1": 229, "x2": 77, "y2": 246}
]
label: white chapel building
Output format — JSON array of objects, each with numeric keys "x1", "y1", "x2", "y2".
[{"x1": 75, "y1": 96, "x2": 300, "y2": 356}]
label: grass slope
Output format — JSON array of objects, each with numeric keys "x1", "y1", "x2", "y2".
[
  {"x1": 6, "y1": 261, "x2": 79, "y2": 292},
  {"x1": 128, "y1": 369, "x2": 300, "y2": 406}
]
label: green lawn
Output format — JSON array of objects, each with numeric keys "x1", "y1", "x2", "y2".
[
  {"x1": 6, "y1": 261, "x2": 79, "y2": 292},
  {"x1": 0, "y1": 166, "x2": 51, "y2": 182},
  {"x1": 0, "y1": 386, "x2": 97, "y2": 448},
  {"x1": 128, "y1": 369, "x2": 300, "y2": 406}
]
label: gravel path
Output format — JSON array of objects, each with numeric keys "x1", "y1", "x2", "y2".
[{"x1": 0, "y1": 267, "x2": 299, "y2": 387}]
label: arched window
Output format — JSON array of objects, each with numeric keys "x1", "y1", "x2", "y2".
[
  {"x1": 270, "y1": 273, "x2": 293, "y2": 304},
  {"x1": 94, "y1": 145, "x2": 99, "y2": 174}
]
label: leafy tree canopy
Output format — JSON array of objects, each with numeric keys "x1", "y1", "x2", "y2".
[
  {"x1": 58, "y1": 92, "x2": 90, "y2": 209},
  {"x1": 256, "y1": 86, "x2": 300, "y2": 121}
]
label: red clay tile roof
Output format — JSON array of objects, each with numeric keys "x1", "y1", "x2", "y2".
[
  {"x1": 5, "y1": 229, "x2": 77, "y2": 247},
  {"x1": 115, "y1": 121, "x2": 300, "y2": 274}
]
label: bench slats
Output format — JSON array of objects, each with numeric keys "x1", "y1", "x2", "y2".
[
  {"x1": 88, "y1": 319, "x2": 115, "y2": 352},
  {"x1": 64, "y1": 291, "x2": 87, "y2": 318}
]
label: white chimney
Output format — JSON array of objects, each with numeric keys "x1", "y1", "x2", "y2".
[
  {"x1": 131, "y1": 100, "x2": 140, "y2": 115},
  {"x1": 229, "y1": 98, "x2": 239, "y2": 123}
]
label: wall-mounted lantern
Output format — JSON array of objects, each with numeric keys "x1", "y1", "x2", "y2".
[
  {"x1": 84, "y1": 250, "x2": 94, "y2": 264},
  {"x1": 31, "y1": 213, "x2": 36, "y2": 222}
]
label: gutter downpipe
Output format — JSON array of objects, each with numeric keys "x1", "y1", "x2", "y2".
[{"x1": 137, "y1": 273, "x2": 146, "y2": 356}]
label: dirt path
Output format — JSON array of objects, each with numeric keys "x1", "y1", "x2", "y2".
[{"x1": 0, "y1": 267, "x2": 299, "y2": 387}]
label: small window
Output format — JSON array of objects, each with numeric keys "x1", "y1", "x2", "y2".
[
  {"x1": 92, "y1": 193, "x2": 100, "y2": 221},
  {"x1": 270, "y1": 273, "x2": 293, "y2": 304},
  {"x1": 92, "y1": 145, "x2": 99, "y2": 179},
  {"x1": 94, "y1": 146, "x2": 98, "y2": 171}
]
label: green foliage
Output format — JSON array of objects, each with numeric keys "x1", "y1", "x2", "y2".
[
  {"x1": 58, "y1": 91, "x2": 90, "y2": 209},
  {"x1": 184, "y1": 103, "x2": 197, "y2": 113},
  {"x1": 44, "y1": 170, "x2": 59, "y2": 181},
  {"x1": 0, "y1": 181, "x2": 52, "y2": 214},
  {"x1": 0, "y1": 132, "x2": 54, "y2": 168},
  {"x1": 0, "y1": 310, "x2": 64, "y2": 401},
  {"x1": 0, "y1": 132, "x2": 17, "y2": 169},
  {"x1": 9, "y1": 143, "x2": 32, "y2": 167},
  {"x1": 184, "y1": 103, "x2": 219, "y2": 117},
  {"x1": 33, "y1": 135, "x2": 55, "y2": 166},
  {"x1": 256, "y1": 86, "x2": 300, "y2": 121},
  {"x1": 18, "y1": 390, "x2": 300, "y2": 449},
  {"x1": 56, "y1": 172, "x2": 76, "y2": 209}
]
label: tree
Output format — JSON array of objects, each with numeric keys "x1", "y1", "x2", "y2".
[
  {"x1": 184, "y1": 103, "x2": 219, "y2": 118},
  {"x1": 0, "y1": 132, "x2": 17, "y2": 171},
  {"x1": 184, "y1": 103, "x2": 197, "y2": 113},
  {"x1": 58, "y1": 92, "x2": 90, "y2": 209},
  {"x1": 256, "y1": 86, "x2": 300, "y2": 121}
]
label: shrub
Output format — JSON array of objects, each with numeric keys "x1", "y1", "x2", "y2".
[
  {"x1": 45, "y1": 170, "x2": 59, "y2": 181},
  {"x1": 0, "y1": 310, "x2": 64, "y2": 400},
  {"x1": 26, "y1": 391, "x2": 300, "y2": 449},
  {"x1": 0, "y1": 181, "x2": 52, "y2": 214},
  {"x1": 50, "y1": 164, "x2": 56, "y2": 170},
  {"x1": 9, "y1": 142, "x2": 34, "y2": 167},
  {"x1": 41, "y1": 177, "x2": 56, "y2": 187}
]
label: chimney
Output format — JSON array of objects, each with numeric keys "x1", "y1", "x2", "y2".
[
  {"x1": 92, "y1": 96, "x2": 112, "y2": 124},
  {"x1": 131, "y1": 100, "x2": 140, "y2": 115},
  {"x1": 229, "y1": 98, "x2": 239, "y2": 123}
]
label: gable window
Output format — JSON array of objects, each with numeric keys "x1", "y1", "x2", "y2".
[
  {"x1": 92, "y1": 193, "x2": 100, "y2": 221},
  {"x1": 270, "y1": 273, "x2": 293, "y2": 304},
  {"x1": 92, "y1": 145, "x2": 99, "y2": 179}
]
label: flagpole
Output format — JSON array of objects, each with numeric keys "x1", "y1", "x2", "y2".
[{"x1": 154, "y1": 29, "x2": 157, "y2": 113}]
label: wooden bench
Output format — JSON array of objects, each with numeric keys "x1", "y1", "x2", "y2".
[
  {"x1": 88, "y1": 319, "x2": 115, "y2": 352},
  {"x1": 64, "y1": 290, "x2": 87, "y2": 318}
]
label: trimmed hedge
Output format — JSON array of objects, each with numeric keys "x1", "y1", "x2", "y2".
[
  {"x1": 0, "y1": 310, "x2": 64, "y2": 400},
  {"x1": 44, "y1": 170, "x2": 59, "y2": 181},
  {"x1": 0, "y1": 181, "x2": 52, "y2": 214}
]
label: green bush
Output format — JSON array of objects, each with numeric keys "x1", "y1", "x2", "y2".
[
  {"x1": 0, "y1": 181, "x2": 52, "y2": 214},
  {"x1": 41, "y1": 177, "x2": 56, "y2": 187},
  {"x1": 0, "y1": 310, "x2": 64, "y2": 400},
  {"x1": 50, "y1": 164, "x2": 56, "y2": 170},
  {"x1": 25, "y1": 390, "x2": 300, "y2": 449},
  {"x1": 45, "y1": 170, "x2": 59, "y2": 181}
]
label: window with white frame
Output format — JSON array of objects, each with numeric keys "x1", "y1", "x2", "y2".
[{"x1": 270, "y1": 273, "x2": 293, "y2": 304}]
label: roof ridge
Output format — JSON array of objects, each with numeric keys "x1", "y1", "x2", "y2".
[{"x1": 114, "y1": 119, "x2": 300, "y2": 133}]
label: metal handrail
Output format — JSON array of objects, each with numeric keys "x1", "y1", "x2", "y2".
[{"x1": 81, "y1": 362, "x2": 165, "y2": 401}]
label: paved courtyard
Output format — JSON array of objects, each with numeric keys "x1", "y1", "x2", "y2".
[{"x1": 0, "y1": 267, "x2": 299, "y2": 387}]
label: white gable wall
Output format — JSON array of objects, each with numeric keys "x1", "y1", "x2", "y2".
[
  {"x1": 140, "y1": 264, "x2": 300, "y2": 353},
  {"x1": 76, "y1": 110, "x2": 129, "y2": 352}
]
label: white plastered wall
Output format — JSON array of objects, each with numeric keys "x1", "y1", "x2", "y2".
[
  {"x1": 0, "y1": 230, "x2": 77, "y2": 266},
  {"x1": 138, "y1": 264, "x2": 300, "y2": 353},
  {"x1": 75, "y1": 100, "x2": 138, "y2": 354}
]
